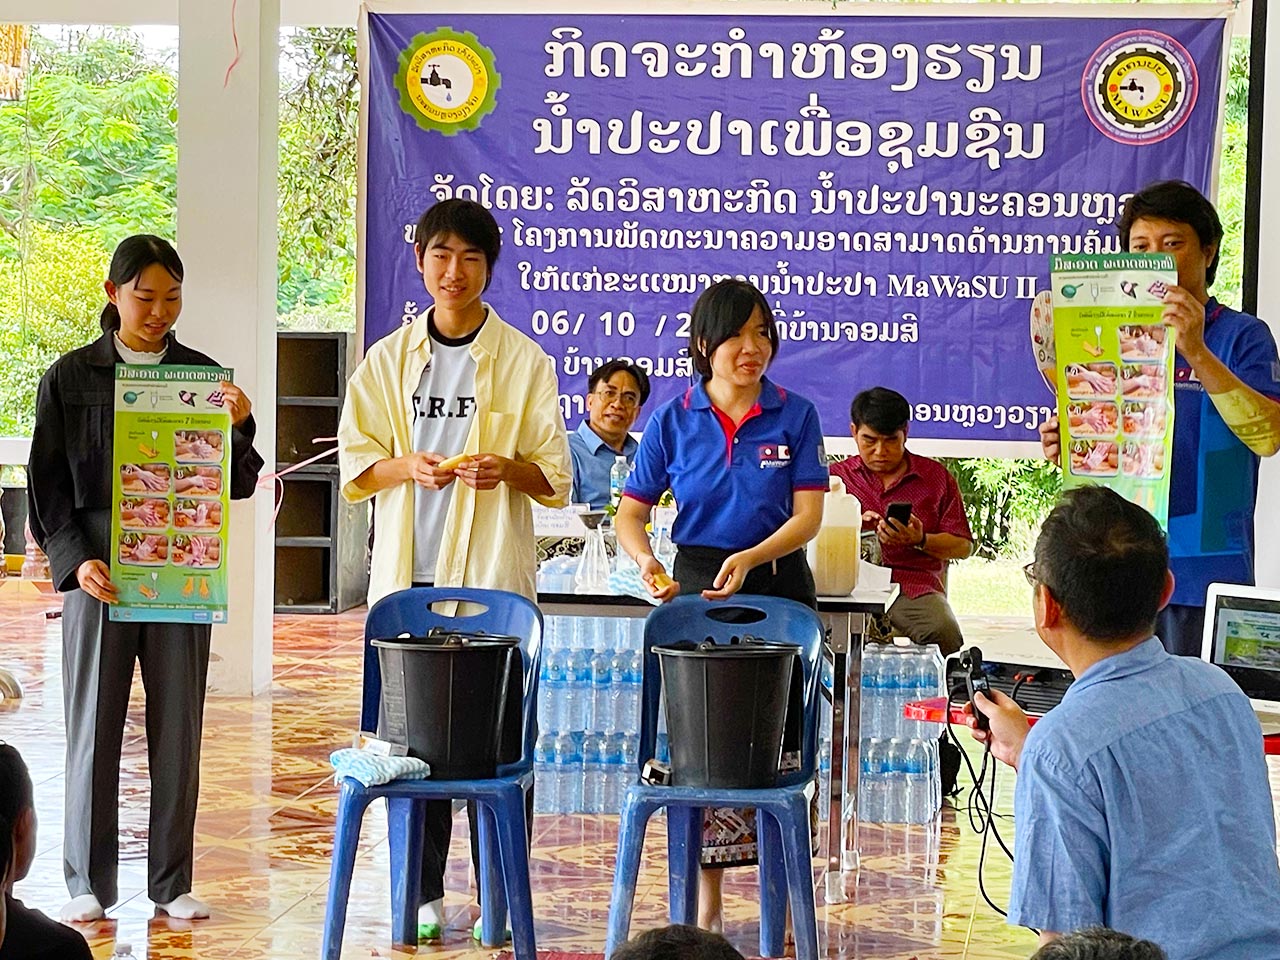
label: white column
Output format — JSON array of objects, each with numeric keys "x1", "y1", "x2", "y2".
[
  {"x1": 177, "y1": 0, "x2": 279, "y2": 694},
  {"x1": 1253, "y1": 2, "x2": 1280, "y2": 589}
]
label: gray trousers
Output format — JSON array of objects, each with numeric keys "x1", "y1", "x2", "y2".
[
  {"x1": 886, "y1": 591, "x2": 964, "y2": 657},
  {"x1": 62, "y1": 565, "x2": 211, "y2": 906}
]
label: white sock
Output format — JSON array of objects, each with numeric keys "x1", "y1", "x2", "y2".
[
  {"x1": 418, "y1": 897, "x2": 445, "y2": 926},
  {"x1": 61, "y1": 894, "x2": 105, "y2": 923},
  {"x1": 155, "y1": 893, "x2": 210, "y2": 920}
]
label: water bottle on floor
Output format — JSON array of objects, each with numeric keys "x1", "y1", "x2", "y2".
[
  {"x1": 861, "y1": 645, "x2": 882, "y2": 739},
  {"x1": 544, "y1": 635, "x2": 568, "y2": 734},
  {"x1": 533, "y1": 733, "x2": 556, "y2": 814},
  {"x1": 590, "y1": 637, "x2": 613, "y2": 734},
  {"x1": 552, "y1": 731, "x2": 583, "y2": 813},
  {"x1": 873, "y1": 646, "x2": 897, "y2": 738},
  {"x1": 582, "y1": 732, "x2": 606, "y2": 814},
  {"x1": 603, "y1": 732, "x2": 627, "y2": 813},
  {"x1": 884, "y1": 738, "x2": 909, "y2": 823},
  {"x1": 858, "y1": 737, "x2": 889, "y2": 823},
  {"x1": 568, "y1": 624, "x2": 592, "y2": 733},
  {"x1": 904, "y1": 739, "x2": 933, "y2": 823}
]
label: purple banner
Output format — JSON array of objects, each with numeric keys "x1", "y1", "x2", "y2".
[{"x1": 362, "y1": 11, "x2": 1226, "y2": 443}]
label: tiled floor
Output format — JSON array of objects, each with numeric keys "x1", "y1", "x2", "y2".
[{"x1": 0, "y1": 580, "x2": 1275, "y2": 959}]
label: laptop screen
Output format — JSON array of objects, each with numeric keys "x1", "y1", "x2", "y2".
[{"x1": 1203, "y1": 586, "x2": 1280, "y2": 711}]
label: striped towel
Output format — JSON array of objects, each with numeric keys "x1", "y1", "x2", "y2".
[
  {"x1": 607, "y1": 567, "x2": 661, "y2": 606},
  {"x1": 330, "y1": 748, "x2": 431, "y2": 787}
]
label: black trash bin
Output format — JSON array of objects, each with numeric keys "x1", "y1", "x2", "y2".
[
  {"x1": 372, "y1": 629, "x2": 521, "y2": 780},
  {"x1": 656, "y1": 639, "x2": 800, "y2": 789}
]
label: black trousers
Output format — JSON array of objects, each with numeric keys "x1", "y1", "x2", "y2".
[
  {"x1": 673, "y1": 545, "x2": 818, "y2": 610},
  {"x1": 419, "y1": 792, "x2": 535, "y2": 906}
]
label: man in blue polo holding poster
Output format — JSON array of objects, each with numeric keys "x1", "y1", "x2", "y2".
[{"x1": 1040, "y1": 180, "x2": 1280, "y2": 657}]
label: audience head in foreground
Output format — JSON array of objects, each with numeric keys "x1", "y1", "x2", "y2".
[
  {"x1": 0, "y1": 742, "x2": 93, "y2": 959},
  {"x1": 966, "y1": 487, "x2": 1280, "y2": 957},
  {"x1": 1030, "y1": 928, "x2": 1167, "y2": 960},
  {"x1": 611, "y1": 924, "x2": 746, "y2": 960}
]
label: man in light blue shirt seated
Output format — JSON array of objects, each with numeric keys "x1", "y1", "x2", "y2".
[
  {"x1": 968, "y1": 486, "x2": 1280, "y2": 959},
  {"x1": 568, "y1": 360, "x2": 649, "y2": 509}
]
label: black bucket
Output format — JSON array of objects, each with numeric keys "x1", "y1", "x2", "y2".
[
  {"x1": 372, "y1": 630, "x2": 520, "y2": 780},
  {"x1": 656, "y1": 639, "x2": 800, "y2": 789}
]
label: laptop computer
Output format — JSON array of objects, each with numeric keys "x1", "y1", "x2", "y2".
[{"x1": 1201, "y1": 583, "x2": 1280, "y2": 736}]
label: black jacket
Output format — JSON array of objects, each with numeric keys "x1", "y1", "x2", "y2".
[{"x1": 27, "y1": 330, "x2": 264, "y2": 592}]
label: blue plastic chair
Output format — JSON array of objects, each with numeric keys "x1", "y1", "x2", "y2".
[
  {"x1": 322, "y1": 587, "x2": 542, "y2": 960},
  {"x1": 605, "y1": 595, "x2": 824, "y2": 960}
]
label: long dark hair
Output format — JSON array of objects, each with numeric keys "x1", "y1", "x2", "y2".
[{"x1": 100, "y1": 235, "x2": 185, "y2": 333}]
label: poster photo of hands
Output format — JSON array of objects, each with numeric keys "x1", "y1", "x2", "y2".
[
  {"x1": 1049, "y1": 253, "x2": 1178, "y2": 526},
  {"x1": 109, "y1": 364, "x2": 234, "y2": 623}
]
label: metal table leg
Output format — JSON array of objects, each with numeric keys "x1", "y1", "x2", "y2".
[{"x1": 820, "y1": 611, "x2": 865, "y2": 903}]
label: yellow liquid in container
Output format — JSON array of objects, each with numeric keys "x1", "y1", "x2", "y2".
[
  {"x1": 807, "y1": 477, "x2": 861, "y2": 596},
  {"x1": 810, "y1": 525, "x2": 859, "y2": 596}
]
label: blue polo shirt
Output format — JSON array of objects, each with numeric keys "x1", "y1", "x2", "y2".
[
  {"x1": 569, "y1": 419, "x2": 638, "y2": 509},
  {"x1": 1168, "y1": 299, "x2": 1280, "y2": 606},
  {"x1": 624, "y1": 378, "x2": 828, "y2": 552},
  {"x1": 1008, "y1": 638, "x2": 1280, "y2": 958}
]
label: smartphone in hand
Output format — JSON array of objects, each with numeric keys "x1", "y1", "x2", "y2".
[{"x1": 886, "y1": 502, "x2": 913, "y2": 526}]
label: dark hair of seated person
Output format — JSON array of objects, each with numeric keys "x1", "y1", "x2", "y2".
[
  {"x1": 849, "y1": 386, "x2": 911, "y2": 436},
  {"x1": 1030, "y1": 927, "x2": 1167, "y2": 960},
  {"x1": 1033, "y1": 486, "x2": 1168, "y2": 641},
  {"x1": 611, "y1": 924, "x2": 747, "y2": 960}
]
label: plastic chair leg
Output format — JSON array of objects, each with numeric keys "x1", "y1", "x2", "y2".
[
  {"x1": 477, "y1": 799, "x2": 508, "y2": 947},
  {"x1": 776, "y1": 795, "x2": 819, "y2": 960},
  {"x1": 756, "y1": 809, "x2": 788, "y2": 958},
  {"x1": 387, "y1": 796, "x2": 427, "y2": 946},
  {"x1": 322, "y1": 779, "x2": 375, "y2": 960},
  {"x1": 606, "y1": 790, "x2": 657, "y2": 957},
  {"x1": 492, "y1": 784, "x2": 537, "y2": 960},
  {"x1": 666, "y1": 805, "x2": 701, "y2": 926}
]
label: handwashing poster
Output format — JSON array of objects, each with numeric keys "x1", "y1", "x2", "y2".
[
  {"x1": 1048, "y1": 253, "x2": 1178, "y2": 526},
  {"x1": 109, "y1": 365, "x2": 233, "y2": 623}
]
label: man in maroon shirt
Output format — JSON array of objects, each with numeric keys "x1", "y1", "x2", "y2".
[{"x1": 831, "y1": 388, "x2": 973, "y2": 655}]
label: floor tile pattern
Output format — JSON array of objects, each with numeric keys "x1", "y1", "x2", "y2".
[{"x1": 0, "y1": 581, "x2": 1276, "y2": 959}]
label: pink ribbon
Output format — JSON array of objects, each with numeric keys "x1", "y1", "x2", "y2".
[{"x1": 256, "y1": 438, "x2": 339, "y2": 528}]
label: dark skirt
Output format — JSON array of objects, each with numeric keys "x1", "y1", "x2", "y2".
[{"x1": 671, "y1": 545, "x2": 817, "y2": 867}]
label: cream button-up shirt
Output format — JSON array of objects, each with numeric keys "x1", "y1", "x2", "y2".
[{"x1": 338, "y1": 305, "x2": 571, "y2": 605}]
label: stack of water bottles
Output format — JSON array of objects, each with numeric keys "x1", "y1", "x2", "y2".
[
  {"x1": 858, "y1": 639, "x2": 947, "y2": 824},
  {"x1": 534, "y1": 616, "x2": 645, "y2": 814}
]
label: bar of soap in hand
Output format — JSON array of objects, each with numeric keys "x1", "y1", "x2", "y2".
[
  {"x1": 436, "y1": 453, "x2": 470, "y2": 472},
  {"x1": 652, "y1": 572, "x2": 674, "y2": 590}
]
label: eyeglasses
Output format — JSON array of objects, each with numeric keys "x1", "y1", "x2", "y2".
[
  {"x1": 1022, "y1": 561, "x2": 1054, "y2": 595},
  {"x1": 594, "y1": 387, "x2": 641, "y2": 409}
]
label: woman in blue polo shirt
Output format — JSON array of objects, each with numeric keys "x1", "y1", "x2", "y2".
[{"x1": 614, "y1": 278, "x2": 828, "y2": 930}]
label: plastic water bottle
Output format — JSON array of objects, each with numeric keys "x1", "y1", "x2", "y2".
[
  {"x1": 564, "y1": 628, "x2": 590, "y2": 734},
  {"x1": 623, "y1": 646, "x2": 644, "y2": 734},
  {"x1": 872, "y1": 647, "x2": 896, "y2": 739},
  {"x1": 553, "y1": 732, "x2": 583, "y2": 813},
  {"x1": 861, "y1": 646, "x2": 882, "y2": 739},
  {"x1": 884, "y1": 738, "x2": 909, "y2": 823},
  {"x1": 858, "y1": 737, "x2": 888, "y2": 823},
  {"x1": 582, "y1": 732, "x2": 607, "y2": 814},
  {"x1": 543, "y1": 637, "x2": 568, "y2": 734},
  {"x1": 610, "y1": 455, "x2": 632, "y2": 510},
  {"x1": 904, "y1": 739, "x2": 933, "y2": 823},
  {"x1": 590, "y1": 637, "x2": 614, "y2": 733},
  {"x1": 904, "y1": 651, "x2": 933, "y2": 740},
  {"x1": 534, "y1": 733, "x2": 556, "y2": 814},
  {"x1": 603, "y1": 732, "x2": 627, "y2": 813}
]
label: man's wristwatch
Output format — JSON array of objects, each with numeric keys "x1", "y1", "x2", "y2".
[{"x1": 914, "y1": 529, "x2": 928, "y2": 552}]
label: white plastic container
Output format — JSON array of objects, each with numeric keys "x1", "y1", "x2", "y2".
[{"x1": 807, "y1": 476, "x2": 861, "y2": 596}]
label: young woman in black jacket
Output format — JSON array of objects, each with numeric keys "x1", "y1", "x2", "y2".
[{"x1": 27, "y1": 235, "x2": 263, "y2": 922}]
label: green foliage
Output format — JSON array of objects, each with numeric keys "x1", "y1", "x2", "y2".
[
  {"x1": 277, "y1": 27, "x2": 358, "y2": 324},
  {"x1": 0, "y1": 225, "x2": 110, "y2": 435},
  {"x1": 0, "y1": 29, "x2": 177, "y2": 255},
  {"x1": 941, "y1": 457, "x2": 1062, "y2": 559}
]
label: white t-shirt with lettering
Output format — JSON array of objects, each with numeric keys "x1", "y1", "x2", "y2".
[{"x1": 411, "y1": 318, "x2": 479, "y2": 581}]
